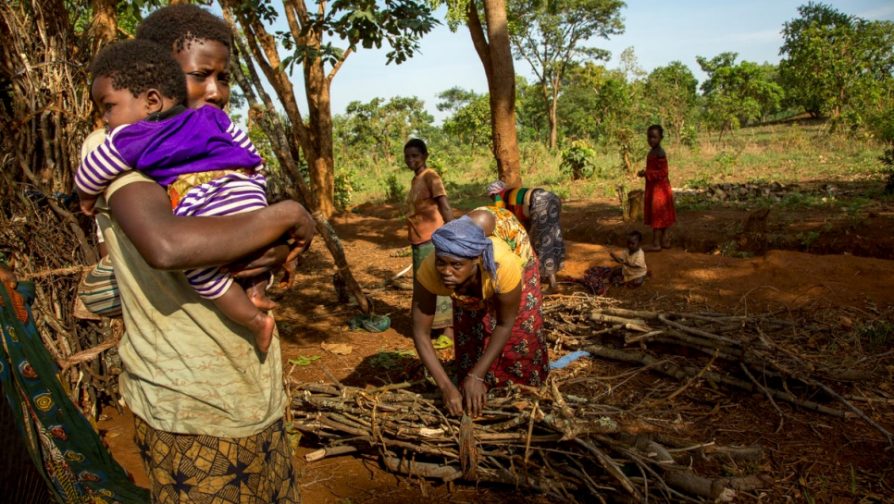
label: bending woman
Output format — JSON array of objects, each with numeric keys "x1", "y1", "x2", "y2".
[
  {"x1": 412, "y1": 216, "x2": 549, "y2": 417},
  {"x1": 487, "y1": 181, "x2": 565, "y2": 291}
]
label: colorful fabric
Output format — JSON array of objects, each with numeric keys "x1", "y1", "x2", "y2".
[
  {"x1": 528, "y1": 189, "x2": 565, "y2": 277},
  {"x1": 431, "y1": 216, "x2": 497, "y2": 279},
  {"x1": 76, "y1": 105, "x2": 262, "y2": 194},
  {"x1": 577, "y1": 265, "x2": 644, "y2": 296},
  {"x1": 416, "y1": 238, "x2": 523, "y2": 300},
  {"x1": 406, "y1": 168, "x2": 448, "y2": 245},
  {"x1": 494, "y1": 187, "x2": 532, "y2": 225},
  {"x1": 0, "y1": 278, "x2": 149, "y2": 503},
  {"x1": 97, "y1": 171, "x2": 287, "y2": 438},
  {"x1": 452, "y1": 256, "x2": 548, "y2": 387},
  {"x1": 643, "y1": 153, "x2": 676, "y2": 229},
  {"x1": 77, "y1": 255, "x2": 121, "y2": 317},
  {"x1": 473, "y1": 206, "x2": 534, "y2": 264},
  {"x1": 134, "y1": 415, "x2": 299, "y2": 504},
  {"x1": 173, "y1": 170, "x2": 269, "y2": 300},
  {"x1": 412, "y1": 242, "x2": 452, "y2": 330}
]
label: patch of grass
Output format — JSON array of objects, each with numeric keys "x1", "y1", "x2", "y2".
[
  {"x1": 778, "y1": 192, "x2": 833, "y2": 208},
  {"x1": 856, "y1": 320, "x2": 893, "y2": 352},
  {"x1": 797, "y1": 230, "x2": 821, "y2": 251},
  {"x1": 684, "y1": 173, "x2": 712, "y2": 189},
  {"x1": 368, "y1": 349, "x2": 416, "y2": 370},
  {"x1": 718, "y1": 240, "x2": 753, "y2": 258},
  {"x1": 675, "y1": 194, "x2": 715, "y2": 211},
  {"x1": 341, "y1": 123, "x2": 885, "y2": 210}
]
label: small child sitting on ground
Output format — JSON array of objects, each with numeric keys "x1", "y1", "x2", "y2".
[
  {"x1": 579, "y1": 231, "x2": 648, "y2": 295},
  {"x1": 609, "y1": 230, "x2": 648, "y2": 287},
  {"x1": 76, "y1": 40, "x2": 303, "y2": 353}
]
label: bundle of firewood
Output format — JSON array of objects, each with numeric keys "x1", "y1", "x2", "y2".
[{"x1": 291, "y1": 381, "x2": 770, "y2": 502}]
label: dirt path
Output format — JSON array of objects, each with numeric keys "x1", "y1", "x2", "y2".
[{"x1": 98, "y1": 206, "x2": 894, "y2": 502}]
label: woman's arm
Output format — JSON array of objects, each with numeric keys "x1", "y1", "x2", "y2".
[
  {"x1": 109, "y1": 181, "x2": 314, "y2": 270},
  {"x1": 411, "y1": 281, "x2": 463, "y2": 415},
  {"x1": 434, "y1": 195, "x2": 453, "y2": 224},
  {"x1": 463, "y1": 283, "x2": 521, "y2": 417}
]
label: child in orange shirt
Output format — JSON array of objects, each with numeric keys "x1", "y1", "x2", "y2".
[{"x1": 405, "y1": 138, "x2": 454, "y2": 331}]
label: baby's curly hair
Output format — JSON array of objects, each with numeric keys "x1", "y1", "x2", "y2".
[
  {"x1": 90, "y1": 40, "x2": 187, "y2": 103},
  {"x1": 136, "y1": 4, "x2": 232, "y2": 54}
]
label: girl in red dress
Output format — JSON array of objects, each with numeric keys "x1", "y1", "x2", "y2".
[{"x1": 637, "y1": 124, "x2": 676, "y2": 250}]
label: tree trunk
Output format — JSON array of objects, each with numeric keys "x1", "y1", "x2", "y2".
[
  {"x1": 223, "y1": 6, "x2": 370, "y2": 313},
  {"x1": 304, "y1": 55, "x2": 336, "y2": 218},
  {"x1": 466, "y1": 0, "x2": 521, "y2": 188},
  {"x1": 87, "y1": 0, "x2": 116, "y2": 54},
  {"x1": 547, "y1": 84, "x2": 559, "y2": 150}
]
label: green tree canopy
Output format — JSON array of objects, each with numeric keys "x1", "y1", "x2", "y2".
[
  {"x1": 338, "y1": 96, "x2": 434, "y2": 163},
  {"x1": 779, "y1": 2, "x2": 894, "y2": 125},
  {"x1": 508, "y1": 0, "x2": 625, "y2": 149},
  {"x1": 437, "y1": 88, "x2": 492, "y2": 148},
  {"x1": 697, "y1": 52, "x2": 784, "y2": 135},
  {"x1": 643, "y1": 61, "x2": 698, "y2": 141}
]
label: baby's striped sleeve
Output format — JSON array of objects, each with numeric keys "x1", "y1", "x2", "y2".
[{"x1": 75, "y1": 132, "x2": 132, "y2": 196}]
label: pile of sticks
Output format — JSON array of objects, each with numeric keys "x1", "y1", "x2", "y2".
[
  {"x1": 543, "y1": 296, "x2": 894, "y2": 446},
  {"x1": 1, "y1": 0, "x2": 119, "y2": 415},
  {"x1": 291, "y1": 381, "x2": 769, "y2": 502}
]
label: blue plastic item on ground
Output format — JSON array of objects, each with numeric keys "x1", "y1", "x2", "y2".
[{"x1": 549, "y1": 350, "x2": 591, "y2": 370}]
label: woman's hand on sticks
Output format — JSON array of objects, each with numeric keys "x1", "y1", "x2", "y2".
[
  {"x1": 462, "y1": 374, "x2": 488, "y2": 417},
  {"x1": 441, "y1": 383, "x2": 464, "y2": 416}
]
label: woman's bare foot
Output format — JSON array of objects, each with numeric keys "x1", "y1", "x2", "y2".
[
  {"x1": 643, "y1": 244, "x2": 663, "y2": 252},
  {"x1": 248, "y1": 312, "x2": 276, "y2": 353}
]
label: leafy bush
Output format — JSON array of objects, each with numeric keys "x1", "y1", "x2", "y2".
[
  {"x1": 560, "y1": 140, "x2": 598, "y2": 180},
  {"x1": 383, "y1": 173, "x2": 404, "y2": 203},
  {"x1": 680, "y1": 124, "x2": 699, "y2": 150},
  {"x1": 712, "y1": 151, "x2": 738, "y2": 177},
  {"x1": 334, "y1": 168, "x2": 359, "y2": 211}
]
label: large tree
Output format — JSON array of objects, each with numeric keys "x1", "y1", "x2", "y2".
[
  {"x1": 697, "y1": 52, "x2": 784, "y2": 137},
  {"x1": 222, "y1": 0, "x2": 436, "y2": 218},
  {"x1": 441, "y1": 0, "x2": 522, "y2": 187},
  {"x1": 339, "y1": 96, "x2": 434, "y2": 164},
  {"x1": 643, "y1": 61, "x2": 698, "y2": 142},
  {"x1": 780, "y1": 2, "x2": 894, "y2": 124},
  {"x1": 222, "y1": 0, "x2": 435, "y2": 313},
  {"x1": 508, "y1": 0, "x2": 624, "y2": 149}
]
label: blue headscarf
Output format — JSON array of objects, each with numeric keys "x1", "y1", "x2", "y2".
[{"x1": 431, "y1": 216, "x2": 497, "y2": 279}]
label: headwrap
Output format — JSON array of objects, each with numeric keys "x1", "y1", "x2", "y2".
[
  {"x1": 431, "y1": 216, "x2": 497, "y2": 279},
  {"x1": 486, "y1": 180, "x2": 506, "y2": 196}
]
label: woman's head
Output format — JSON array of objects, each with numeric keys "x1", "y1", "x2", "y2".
[
  {"x1": 431, "y1": 216, "x2": 496, "y2": 289},
  {"x1": 137, "y1": 5, "x2": 232, "y2": 109},
  {"x1": 647, "y1": 124, "x2": 664, "y2": 148},
  {"x1": 403, "y1": 138, "x2": 428, "y2": 171},
  {"x1": 89, "y1": 40, "x2": 187, "y2": 129}
]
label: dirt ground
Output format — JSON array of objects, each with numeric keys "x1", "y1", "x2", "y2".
[{"x1": 98, "y1": 200, "x2": 894, "y2": 503}]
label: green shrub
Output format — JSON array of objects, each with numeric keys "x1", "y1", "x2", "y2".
[
  {"x1": 560, "y1": 140, "x2": 597, "y2": 180},
  {"x1": 334, "y1": 168, "x2": 359, "y2": 211},
  {"x1": 383, "y1": 173, "x2": 404, "y2": 203},
  {"x1": 712, "y1": 151, "x2": 738, "y2": 177}
]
